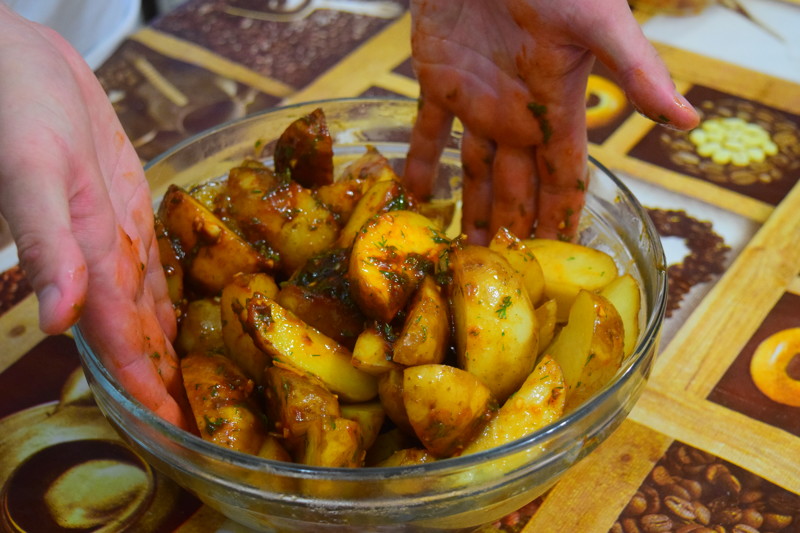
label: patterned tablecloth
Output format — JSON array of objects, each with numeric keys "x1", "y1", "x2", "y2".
[{"x1": 1, "y1": 1, "x2": 799, "y2": 531}]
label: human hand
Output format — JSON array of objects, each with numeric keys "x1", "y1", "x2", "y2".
[
  {"x1": 404, "y1": 0, "x2": 700, "y2": 244},
  {"x1": 0, "y1": 5, "x2": 188, "y2": 428}
]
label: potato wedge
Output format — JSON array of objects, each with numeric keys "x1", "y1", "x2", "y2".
[
  {"x1": 392, "y1": 276, "x2": 450, "y2": 367},
  {"x1": 600, "y1": 273, "x2": 642, "y2": 358},
  {"x1": 535, "y1": 299, "x2": 558, "y2": 356},
  {"x1": 175, "y1": 298, "x2": 224, "y2": 356},
  {"x1": 154, "y1": 217, "x2": 184, "y2": 311},
  {"x1": 403, "y1": 364, "x2": 496, "y2": 457},
  {"x1": 181, "y1": 352, "x2": 266, "y2": 454},
  {"x1": 336, "y1": 179, "x2": 411, "y2": 249},
  {"x1": 340, "y1": 401, "x2": 385, "y2": 451},
  {"x1": 461, "y1": 355, "x2": 565, "y2": 455},
  {"x1": 525, "y1": 239, "x2": 618, "y2": 322},
  {"x1": 158, "y1": 185, "x2": 272, "y2": 294},
  {"x1": 351, "y1": 326, "x2": 401, "y2": 375},
  {"x1": 375, "y1": 448, "x2": 435, "y2": 468},
  {"x1": 220, "y1": 273, "x2": 278, "y2": 384},
  {"x1": 226, "y1": 165, "x2": 340, "y2": 276},
  {"x1": 489, "y1": 227, "x2": 546, "y2": 306},
  {"x1": 544, "y1": 289, "x2": 624, "y2": 411},
  {"x1": 273, "y1": 107, "x2": 334, "y2": 188},
  {"x1": 449, "y1": 245, "x2": 539, "y2": 402},
  {"x1": 241, "y1": 294, "x2": 378, "y2": 402},
  {"x1": 299, "y1": 417, "x2": 363, "y2": 468},
  {"x1": 364, "y1": 428, "x2": 420, "y2": 466},
  {"x1": 263, "y1": 365, "x2": 341, "y2": 442},
  {"x1": 349, "y1": 210, "x2": 449, "y2": 323},
  {"x1": 377, "y1": 368, "x2": 414, "y2": 435}
]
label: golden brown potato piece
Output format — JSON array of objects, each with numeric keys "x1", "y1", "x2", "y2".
[
  {"x1": 364, "y1": 428, "x2": 420, "y2": 466},
  {"x1": 392, "y1": 276, "x2": 450, "y2": 367},
  {"x1": 349, "y1": 210, "x2": 449, "y2": 323},
  {"x1": 336, "y1": 179, "x2": 412, "y2": 249},
  {"x1": 403, "y1": 364, "x2": 496, "y2": 457},
  {"x1": 377, "y1": 368, "x2": 414, "y2": 435},
  {"x1": 489, "y1": 227, "x2": 546, "y2": 306},
  {"x1": 461, "y1": 355, "x2": 565, "y2": 455},
  {"x1": 449, "y1": 244, "x2": 539, "y2": 402},
  {"x1": 181, "y1": 352, "x2": 266, "y2": 454},
  {"x1": 277, "y1": 248, "x2": 366, "y2": 349},
  {"x1": 600, "y1": 273, "x2": 642, "y2": 358},
  {"x1": 241, "y1": 294, "x2": 378, "y2": 402},
  {"x1": 175, "y1": 298, "x2": 224, "y2": 356},
  {"x1": 340, "y1": 401, "x2": 386, "y2": 451},
  {"x1": 535, "y1": 299, "x2": 558, "y2": 356},
  {"x1": 299, "y1": 417, "x2": 363, "y2": 468},
  {"x1": 154, "y1": 217, "x2": 184, "y2": 312},
  {"x1": 220, "y1": 273, "x2": 278, "y2": 384},
  {"x1": 315, "y1": 146, "x2": 398, "y2": 223},
  {"x1": 158, "y1": 185, "x2": 272, "y2": 295},
  {"x1": 273, "y1": 107, "x2": 334, "y2": 188},
  {"x1": 225, "y1": 165, "x2": 340, "y2": 276},
  {"x1": 351, "y1": 326, "x2": 401, "y2": 375},
  {"x1": 545, "y1": 289, "x2": 624, "y2": 412},
  {"x1": 263, "y1": 365, "x2": 341, "y2": 442},
  {"x1": 525, "y1": 239, "x2": 618, "y2": 322}
]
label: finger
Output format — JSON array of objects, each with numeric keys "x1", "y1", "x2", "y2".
[
  {"x1": 460, "y1": 129, "x2": 495, "y2": 245},
  {"x1": 575, "y1": 0, "x2": 699, "y2": 130},
  {"x1": 403, "y1": 97, "x2": 454, "y2": 202},
  {"x1": 490, "y1": 144, "x2": 538, "y2": 240}
]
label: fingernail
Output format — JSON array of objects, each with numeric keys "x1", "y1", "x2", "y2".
[{"x1": 36, "y1": 283, "x2": 62, "y2": 332}]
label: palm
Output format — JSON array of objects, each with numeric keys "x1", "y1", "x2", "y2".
[{"x1": 405, "y1": 0, "x2": 699, "y2": 243}]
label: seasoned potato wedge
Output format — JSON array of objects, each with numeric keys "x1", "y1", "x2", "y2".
[
  {"x1": 263, "y1": 365, "x2": 340, "y2": 442},
  {"x1": 154, "y1": 217, "x2": 184, "y2": 310},
  {"x1": 489, "y1": 227, "x2": 546, "y2": 306},
  {"x1": 226, "y1": 165, "x2": 340, "y2": 275},
  {"x1": 273, "y1": 107, "x2": 334, "y2": 188},
  {"x1": 158, "y1": 185, "x2": 272, "y2": 294},
  {"x1": 375, "y1": 448, "x2": 435, "y2": 468},
  {"x1": 351, "y1": 326, "x2": 401, "y2": 375},
  {"x1": 336, "y1": 179, "x2": 411, "y2": 249},
  {"x1": 241, "y1": 294, "x2": 378, "y2": 402},
  {"x1": 364, "y1": 428, "x2": 420, "y2": 466},
  {"x1": 392, "y1": 276, "x2": 449, "y2": 367},
  {"x1": 349, "y1": 210, "x2": 449, "y2": 323},
  {"x1": 600, "y1": 273, "x2": 642, "y2": 358},
  {"x1": 545, "y1": 289, "x2": 624, "y2": 411},
  {"x1": 181, "y1": 352, "x2": 266, "y2": 454},
  {"x1": 278, "y1": 248, "x2": 366, "y2": 349},
  {"x1": 525, "y1": 239, "x2": 618, "y2": 322},
  {"x1": 377, "y1": 368, "x2": 413, "y2": 435},
  {"x1": 340, "y1": 401, "x2": 386, "y2": 451},
  {"x1": 403, "y1": 364, "x2": 496, "y2": 457},
  {"x1": 220, "y1": 273, "x2": 278, "y2": 384},
  {"x1": 449, "y1": 245, "x2": 539, "y2": 402},
  {"x1": 175, "y1": 298, "x2": 224, "y2": 356},
  {"x1": 461, "y1": 355, "x2": 565, "y2": 455},
  {"x1": 535, "y1": 299, "x2": 558, "y2": 355},
  {"x1": 299, "y1": 417, "x2": 363, "y2": 468}
]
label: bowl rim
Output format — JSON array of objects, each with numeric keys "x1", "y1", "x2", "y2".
[{"x1": 75, "y1": 96, "x2": 667, "y2": 481}]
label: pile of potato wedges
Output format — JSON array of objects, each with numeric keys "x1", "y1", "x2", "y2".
[{"x1": 155, "y1": 108, "x2": 643, "y2": 470}]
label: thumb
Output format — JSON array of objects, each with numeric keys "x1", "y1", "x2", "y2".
[
  {"x1": 1, "y1": 180, "x2": 89, "y2": 334},
  {"x1": 579, "y1": 3, "x2": 700, "y2": 130}
]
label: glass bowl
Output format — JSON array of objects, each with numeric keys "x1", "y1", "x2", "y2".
[{"x1": 74, "y1": 97, "x2": 667, "y2": 532}]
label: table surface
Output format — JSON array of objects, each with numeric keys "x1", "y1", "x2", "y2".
[{"x1": 1, "y1": 1, "x2": 800, "y2": 531}]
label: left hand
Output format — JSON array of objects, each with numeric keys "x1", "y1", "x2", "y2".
[{"x1": 404, "y1": 0, "x2": 700, "y2": 244}]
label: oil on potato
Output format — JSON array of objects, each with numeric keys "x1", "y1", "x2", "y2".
[
  {"x1": 392, "y1": 276, "x2": 449, "y2": 366},
  {"x1": 403, "y1": 364, "x2": 496, "y2": 457},
  {"x1": 544, "y1": 289, "x2": 624, "y2": 412},
  {"x1": 489, "y1": 227, "x2": 546, "y2": 306},
  {"x1": 349, "y1": 210, "x2": 449, "y2": 323},
  {"x1": 449, "y1": 244, "x2": 539, "y2": 402},
  {"x1": 525, "y1": 239, "x2": 618, "y2": 322},
  {"x1": 600, "y1": 273, "x2": 642, "y2": 358},
  {"x1": 241, "y1": 294, "x2": 378, "y2": 403}
]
